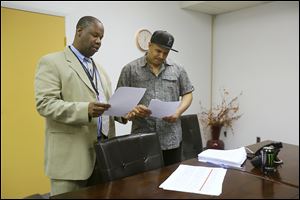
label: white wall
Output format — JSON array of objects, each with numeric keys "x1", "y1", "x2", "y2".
[
  {"x1": 3, "y1": 1, "x2": 298, "y2": 149},
  {"x1": 213, "y1": 1, "x2": 299, "y2": 149},
  {"x1": 2, "y1": 1, "x2": 212, "y2": 144}
]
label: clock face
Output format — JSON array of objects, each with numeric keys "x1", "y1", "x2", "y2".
[{"x1": 136, "y1": 29, "x2": 152, "y2": 51}]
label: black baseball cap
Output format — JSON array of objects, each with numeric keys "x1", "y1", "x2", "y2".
[{"x1": 150, "y1": 30, "x2": 178, "y2": 52}]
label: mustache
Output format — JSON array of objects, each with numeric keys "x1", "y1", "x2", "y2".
[{"x1": 155, "y1": 58, "x2": 164, "y2": 63}]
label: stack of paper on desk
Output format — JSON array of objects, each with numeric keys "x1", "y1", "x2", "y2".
[
  {"x1": 159, "y1": 164, "x2": 227, "y2": 196},
  {"x1": 198, "y1": 147, "x2": 247, "y2": 169}
]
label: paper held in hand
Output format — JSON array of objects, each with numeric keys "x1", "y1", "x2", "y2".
[
  {"x1": 148, "y1": 99, "x2": 180, "y2": 118},
  {"x1": 103, "y1": 87, "x2": 146, "y2": 117},
  {"x1": 198, "y1": 147, "x2": 247, "y2": 169}
]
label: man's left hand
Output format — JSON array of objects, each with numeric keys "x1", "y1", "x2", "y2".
[{"x1": 162, "y1": 113, "x2": 180, "y2": 123}]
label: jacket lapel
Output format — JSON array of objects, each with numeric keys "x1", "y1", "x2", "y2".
[
  {"x1": 64, "y1": 47, "x2": 96, "y2": 95},
  {"x1": 96, "y1": 64, "x2": 111, "y2": 101}
]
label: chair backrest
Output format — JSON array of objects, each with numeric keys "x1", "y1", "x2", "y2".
[
  {"x1": 180, "y1": 114, "x2": 203, "y2": 161},
  {"x1": 23, "y1": 193, "x2": 49, "y2": 199},
  {"x1": 94, "y1": 132, "x2": 163, "y2": 183}
]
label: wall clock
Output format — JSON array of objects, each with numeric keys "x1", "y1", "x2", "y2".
[{"x1": 136, "y1": 29, "x2": 152, "y2": 51}]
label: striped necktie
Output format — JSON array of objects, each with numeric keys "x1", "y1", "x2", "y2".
[
  {"x1": 84, "y1": 57, "x2": 93, "y2": 77},
  {"x1": 84, "y1": 57, "x2": 102, "y2": 140}
]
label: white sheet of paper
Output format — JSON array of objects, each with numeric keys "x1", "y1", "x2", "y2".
[
  {"x1": 148, "y1": 99, "x2": 180, "y2": 118},
  {"x1": 103, "y1": 87, "x2": 146, "y2": 117},
  {"x1": 159, "y1": 164, "x2": 227, "y2": 196}
]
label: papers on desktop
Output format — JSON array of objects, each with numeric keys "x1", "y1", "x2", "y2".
[
  {"x1": 103, "y1": 87, "x2": 146, "y2": 117},
  {"x1": 148, "y1": 99, "x2": 180, "y2": 118},
  {"x1": 198, "y1": 147, "x2": 247, "y2": 169},
  {"x1": 159, "y1": 164, "x2": 227, "y2": 196}
]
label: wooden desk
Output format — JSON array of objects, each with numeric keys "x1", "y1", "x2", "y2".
[{"x1": 51, "y1": 141, "x2": 299, "y2": 199}]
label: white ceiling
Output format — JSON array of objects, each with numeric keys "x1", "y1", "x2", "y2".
[{"x1": 180, "y1": 1, "x2": 272, "y2": 15}]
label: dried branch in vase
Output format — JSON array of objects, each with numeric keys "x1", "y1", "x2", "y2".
[{"x1": 199, "y1": 89, "x2": 243, "y2": 136}]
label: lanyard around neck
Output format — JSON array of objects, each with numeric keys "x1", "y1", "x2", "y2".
[{"x1": 69, "y1": 46, "x2": 99, "y2": 95}]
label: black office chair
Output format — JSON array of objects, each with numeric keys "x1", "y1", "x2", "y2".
[
  {"x1": 94, "y1": 132, "x2": 164, "y2": 183},
  {"x1": 23, "y1": 193, "x2": 49, "y2": 199},
  {"x1": 180, "y1": 114, "x2": 203, "y2": 161}
]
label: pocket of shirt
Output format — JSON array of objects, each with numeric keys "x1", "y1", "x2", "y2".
[{"x1": 162, "y1": 75, "x2": 178, "y2": 90}]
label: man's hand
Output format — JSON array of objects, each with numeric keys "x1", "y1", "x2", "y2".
[
  {"x1": 162, "y1": 113, "x2": 180, "y2": 123},
  {"x1": 88, "y1": 102, "x2": 111, "y2": 118},
  {"x1": 162, "y1": 92, "x2": 193, "y2": 123},
  {"x1": 125, "y1": 105, "x2": 151, "y2": 120}
]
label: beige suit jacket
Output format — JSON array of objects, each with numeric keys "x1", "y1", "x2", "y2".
[{"x1": 35, "y1": 47, "x2": 115, "y2": 180}]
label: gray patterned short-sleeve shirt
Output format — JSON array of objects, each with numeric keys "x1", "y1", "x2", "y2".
[{"x1": 117, "y1": 55, "x2": 194, "y2": 150}]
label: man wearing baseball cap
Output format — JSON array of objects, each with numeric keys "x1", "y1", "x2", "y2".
[
  {"x1": 150, "y1": 30, "x2": 178, "y2": 52},
  {"x1": 117, "y1": 30, "x2": 194, "y2": 166}
]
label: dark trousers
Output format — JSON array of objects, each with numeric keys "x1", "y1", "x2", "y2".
[
  {"x1": 162, "y1": 143, "x2": 182, "y2": 166},
  {"x1": 87, "y1": 158, "x2": 103, "y2": 186}
]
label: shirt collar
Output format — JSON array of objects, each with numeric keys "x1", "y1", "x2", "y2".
[
  {"x1": 141, "y1": 54, "x2": 171, "y2": 68},
  {"x1": 70, "y1": 45, "x2": 89, "y2": 64}
]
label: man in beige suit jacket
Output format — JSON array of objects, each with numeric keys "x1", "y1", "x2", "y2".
[{"x1": 35, "y1": 16, "x2": 115, "y2": 196}]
